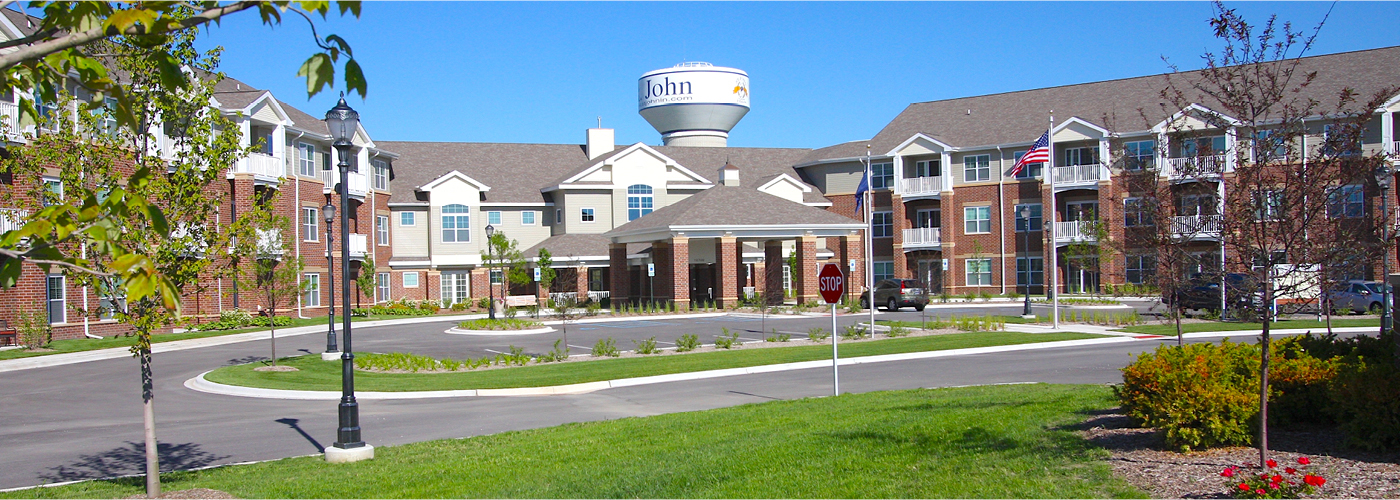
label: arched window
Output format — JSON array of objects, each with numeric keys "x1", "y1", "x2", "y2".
[
  {"x1": 442, "y1": 204, "x2": 470, "y2": 242},
  {"x1": 627, "y1": 184, "x2": 653, "y2": 221}
]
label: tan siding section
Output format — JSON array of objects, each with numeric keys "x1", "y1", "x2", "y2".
[{"x1": 392, "y1": 208, "x2": 429, "y2": 258}]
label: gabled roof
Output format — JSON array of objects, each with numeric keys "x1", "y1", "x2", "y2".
[
  {"x1": 418, "y1": 170, "x2": 491, "y2": 192},
  {"x1": 553, "y1": 143, "x2": 714, "y2": 188},
  {"x1": 602, "y1": 184, "x2": 863, "y2": 242},
  {"x1": 376, "y1": 141, "x2": 588, "y2": 204}
]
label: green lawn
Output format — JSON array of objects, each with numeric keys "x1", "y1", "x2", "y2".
[
  {"x1": 205, "y1": 331, "x2": 1104, "y2": 392},
  {"x1": 877, "y1": 315, "x2": 1043, "y2": 328},
  {"x1": 1115, "y1": 317, "x2": 1380, "y2": 336},
  {"x1": 3, "y1": 384, "x2": 1145, "y2": 499},
  {"x1": 0, "y1": 315, "x2": 442, "y2": 361}
]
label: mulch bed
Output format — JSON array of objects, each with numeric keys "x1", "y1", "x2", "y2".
[
  {"x1": 124, "y1": 488, "x2": 237, "y2": 499},
  {"x1": 1077, "y1": 410, "x2": 1400, "y2": 498}
]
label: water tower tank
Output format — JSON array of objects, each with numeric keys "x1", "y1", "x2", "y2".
[{"x1": 638, "y1": 62, "x2": 749, "y2": 147}]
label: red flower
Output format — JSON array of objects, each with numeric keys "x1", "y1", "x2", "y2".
[
  {"x1": 1303, "y1": 474, "x2": 1327, "y2": 487},
  {"x1": 1298, "y1": 457, "x2": 1311, "y2": 465},
  {"x1": 1285, "y1": 467, "x2": 1297, "y2": 475},
  {"x1": 1256, "y1": 489, "x2": 1266, "y2": 495},
  {"x1": 1267, "y1": 459, "x2": 1278, "y2": 468},
  {"x1": 1240, "y1": 483, "x2": 1251, "y2": 491},
  {"x1": 1272, "y1": 475, "x2": 1284, "y2": 483},
  {"x1": 1270, "y1": 483, "x2": 1280, "y2": 490}
]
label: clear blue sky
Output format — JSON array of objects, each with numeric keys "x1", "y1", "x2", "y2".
[{"x1": 191, "y1": 1, "x2": 1397, "y2": 150}]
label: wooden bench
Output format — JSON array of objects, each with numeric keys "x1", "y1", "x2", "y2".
[{"x1": 0, "y1": 320, "x2": 16, "y2": 347}]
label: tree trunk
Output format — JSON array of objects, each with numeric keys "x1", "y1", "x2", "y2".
[
  {"x1": 1258, "y1": 285, "x2": 1273, "y2": 469},
  {"x1": 270, "y1": 319, "x2": 277, "y2": 367},
  {"x1": 140, "y1": 345, "x2": 160, "y2": 498}
]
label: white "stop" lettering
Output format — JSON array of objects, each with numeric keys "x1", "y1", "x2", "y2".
[{"x1": 820, "y1": 275, "x2": 843, "y2": 290}]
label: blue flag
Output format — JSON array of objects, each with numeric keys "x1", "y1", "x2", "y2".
[{"x1": 853, "y1": 170, "x2": 869, "y2": 216}]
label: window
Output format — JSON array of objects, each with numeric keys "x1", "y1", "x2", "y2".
[
  {"x1": 301, "y1": 207, "x2": 319, "y2": 241},
  {"x1": 1012, "y1": 151, "x2": 1043, "y2": 179},
  {"x1": 870, "y1": 162, "x2": 894, "y2": 189},
  {"x1": 47, "y1": 275, "x2": 65, "y2": 324},
  {"x1": 1322, "y1": 124, "x2": 1362, "y2": 156},
  {"x1": 965, "y1": 259, "x2": 992, "y2": 286},
  {"x1": 1327, "y1": 185, "x2": 1364, "y2": 218},
  {"x1": 487, "y1": 211, "x2": 501, "y2": 225},
  {"x1": 1064, "y1": 146, "x2": 1100, "y2": 166},
  {"x1": 964, "y1": 206, "x2": 991, "y2": 234},
  {"x1": 37, "y1": 100, "x2": 60, "y2": 131},
  {"x1": 400, "y1": 212, "x2": 415, "y2": 227},
  {"x1": 1253, "y1": 130, "x2": 1288, "y2": 161},
  {"x1": 873, "y1": 262, "x2": 894, "y2": 282},
  {"x1": 377, "y1": 215, "x2": 389, "y2": 245},
  {"x1": 1180, "y1": 135, "x2": 1227, "y2": 157},
  {"x1": 42, "y1": 177, "x2": 62, "y2": 207},
  {"x1": 1065, "y1": 201, "x2": 1098, "y2": 222},
  {"x1": 99, "y1": 97, "x2": 118, "y2": 136},
  {"x1": 303, "y1": 273, "x2": 320, "y2": 307},
  {"x1": 589, "y1": 268, "x2": 607, "y2": 291},
  {"x1": 522, "y1": 211, "x2": 536, "y2": 225},
  {"x1": 556, "y1": 209, "x2": 563, "y2": 225},
  {"x1": 1124, "y1": 140, "x2": 1155, "y2": 170},
  {"x1": 490, "y1": 269, "x2": 504, "y2": 285},
  {"x1": 1014, "y1": 203, "x2": 1043, "y2": 232},
  {"x1": 1253, "y1": 250, "x2": 1288, "y2": 270},
  {"x1": 372, "y1": 159, "x2": 389, "y2": 190},
  {"x1": 963, "y1": 154, "x2": 990, "y2": 182},
  {"x1": 872, "y1": 211, "x2": 893, "y2": 237},
  {"x1": 442, "y1": 204, "x2": 471, "y2": 242},
  {"x1": 441, "y1": 271, "x2": 470, "y2": 306},
  {"x1": 403, "y1": 272, "x2": 419, "y2": 288},
  {"x1": 298, "y1": 143, "x2": 317, "y2": 177},
  {"x1": 915, "y1": 159, "x2": 940, "y2": 178},
  {"x1": 1124, "y1": 198, "x2": 1154, "y2": 227},
  {"x1": 1016, "y1": 257, "x2": 1044, "y2": 286},
  {"x1": 97, "y1": 278, "x2": 126, "y2": 321},
  {"x1": 627, "y1": 184, "x2": 654, "y2": 220},
  {"x1": 581, "y1": 208, "x2": 595, "y2": 223},
  {"x1": 322, "y1": 147, "x2": 332, "y2": 172},
  {"x1": 1126, "y1": 255, "x2": 1155, "y2": 284},
  {"x1": 915, "y1": 209, "x2": 940, "y2": 228},
  {"x1": 376, "y1": 272, "x2": 390, "y2": 302},
  {"x1": 1252, "y1": 190, "x2": 1283, "y2": 221}
]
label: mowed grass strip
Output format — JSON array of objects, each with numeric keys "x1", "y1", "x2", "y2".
[
  {"x1": 4, "y1": 384, "x2": 1146, "y2": 499},
  {"x1": 1115, "y1": 317, "x2": 1378, "y2": 336},
  {"x1": 205, "y1": 331, "x2": 1103, "y2": 392}
]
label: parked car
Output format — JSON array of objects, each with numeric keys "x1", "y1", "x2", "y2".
[
  {"x1": 861, "y1": 279, "x2": 929, "y2": 311},
  {"x1": 1163, "y1": 273, "x2": 1260, "y2": 312},
  {"x1": 1323, "y1": 280, "x2": 1391, "y2": 314}
]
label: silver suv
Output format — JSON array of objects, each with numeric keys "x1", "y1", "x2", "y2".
[
  {"x1": 1324, "y1": 280, "x2": 1391, "y2": 314},
  {"x1": 861, "y1": 279, "x2": 929, "y2": 312}
]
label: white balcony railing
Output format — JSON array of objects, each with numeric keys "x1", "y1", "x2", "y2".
[
  {"x1": 233, "y1": 153, "x2": 284, "y2": 180},
  {"x1": 1166, "y1": 155, "x2": 1227, "y2": 178},
  {"x1": 900, "y1": 176, "x2": 943, "y2": 196},
  {"x1": 347, "y1": 233, "x2": 368, "y2": 259},
  {"x1": 902, "y1": 227, "x2": 941, "y2": 247},
  {"x1": 0, "y1": 101, "x2": 18, "y2": 136},
  {"x1": 0, "y1": 209, "x2": 27, "y2": 233},
  {"x1": 322, "y1": 170, "x2": 369, "y2": 197},
  {"x1": 1053, "y1": 220, "x2": 1098, "y2": 243},
  {"x1": 257, "y1": 229, "x2": 283, "y2": 256},
  {"x1": 1051, "y1": 164, "x2": 1101, "y2": 185},
  {"x1": 1171, "y1": 214, "x2": 1223, "y2": 237}
]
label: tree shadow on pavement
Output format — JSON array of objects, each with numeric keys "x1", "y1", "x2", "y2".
[{"x1": 40, "y1": 441, "x2": 230, "y2": 483}]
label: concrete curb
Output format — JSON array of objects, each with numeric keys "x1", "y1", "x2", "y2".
[
  {"x1": 445, "y1": 326, "x2": 556, "y2": 336},
  {"x1": 184, "y1": 336, "x2": 1140, "y2": 400}
]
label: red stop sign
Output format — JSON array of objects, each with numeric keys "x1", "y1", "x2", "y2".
[{"x1": 818, "y1": 263, "x2": 845, "y2": 304}]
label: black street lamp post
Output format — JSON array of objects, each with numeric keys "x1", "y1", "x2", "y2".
[
  {"x1": 1376, "y1": 165, "x2": 1393, "y2": 336},
  {"x1": 324, "y1": 96, "x2": 371, "y2": 462},
  {"x1": 486, "y1": 224, "x2": 496, "y2": 320},
  {"x1": 1020, "y1": 205, "x2": 1034, "y2": 318},
  {"x1": 323, "y1": 203, "x2": 338, "y2": 359}
]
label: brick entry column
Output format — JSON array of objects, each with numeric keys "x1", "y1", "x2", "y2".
[
  {"x1": 892, "y1": 193, "x2": 907, "y2": 278},
  {"x1": 840, "y1": 232, "x2": 864, "y2": 304},
  {"x1": 716, "y1": 235, "x2": 740, "y2": 309},
  {"x1": 575, "y1": 265, "x2": 590, "y2": 301},
  {"x1": 795, "y1": 235, "x2": 818, "y2": 304},
  {"x1": 764, "y1": 240, "x2": 784, "y2": 305},
  {"x1": 470, "y1": 268, "x2": 489, "y2": 301},
  {"x1": 662, "y1": 236, "x2": 690, "y2": 309},
  {"x1": 609, "y1": 243, "x2": 630, "y2": 305}
]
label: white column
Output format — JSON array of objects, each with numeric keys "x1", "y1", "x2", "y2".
[
  {"x1": 1157, "y1": 132, "x2": 1170, "y2": 178},
  {"x1": 1098, "y1": 137, "x2": 1112, "y2": 180},
  {"x1": 1382, "y1": 110, "x2": 1394, "y2": 155},
  {"x1": 941, "y1": 153, "x2": 954, "y2": 193},
  {"x1": 1225, "y1": 126, "x2": 1238, "y2": 172},
  {"x1": 892, "y1": 154, "x2": 904, "y2": 195}
]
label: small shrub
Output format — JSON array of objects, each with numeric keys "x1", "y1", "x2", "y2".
[
  {"x1": 450, "y1": 301, "x2": 467, "y2": 312},
  {"x1": 960, "y1": 291, "x2": 978, "y2": 302},
  {"x1": 807, "y1": 327, "x2": 830, "y2": 341},
  {"x1": 1328, "y1": 354, "x2": 1400, "y2": 450},
  {"x1": 504, "y1": 306, "x2": 518, "y2": 319},
  {"x1": 938, "y1": 291, "x2": 952, "y2": 303},
  {"x1": 538, "y1": 339, "x2": 570, "y2": 363},
  {"x1": 887, "y1": 325, "x2": 909, "y2": 338},
  {"x1": 16, "y1": 309, "x2": 52, "y2": 349},
  {"x1": 219, "y1": 309, "x2": 253, "y2": 328},
  {"x1": 476, "y1": 297, "x2": 491, "y2": 310},
  {"x1": 456, "y1": 318, "x2": 544, "y2": 330},
  {"x1": 978, "y1": 290, "x2": 993, "y2": 302},
  {"x1": 591, "y1": 337, "x2": 619, "y2": 357},
  {"x1": 634, "y1": 336, "x2": 660, "y2": 355},
  {"x1": 765, "y1": 328, "x2": 790, "y2": 342},
  {"x1": 1115, "y1": 340, "x2": 1261, "y2": 451},
  {"x1": 505, "y1": 345, "x2": 531, "y2": 366},
  {"x1": 675, "y1": 334, "x2": 699, "y2": 352},
  {"x1": 714, "y1": 327, "x2": 741, "y2": 349},
  {"x1": 841, "y1": 324, "x2": 865, "y2": 340}
]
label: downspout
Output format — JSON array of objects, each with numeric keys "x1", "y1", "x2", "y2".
[
  {"x1": 997, "y1": 145, "x2": 1006, "y2": 295},
  {"x1": 292, "y1": 130, "x2": 310, "y2": 319}
]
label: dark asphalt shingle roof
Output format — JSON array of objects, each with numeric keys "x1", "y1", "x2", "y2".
[
  {"x1": 375, "y1": 141, "x2": 589, "y2": 204},
  {"x1": 603, "y1": 184, "x2": 862, "y2": 237}
]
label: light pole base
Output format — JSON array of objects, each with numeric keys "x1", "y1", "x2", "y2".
[
  {"x1": 1020, "y1": 314, "x2": 1037, "y2": 319},
  {"x1": 324, "y1": 443, "x2": 374, "y2": 463},
  {"x1": 321, "y1": 351, "x2": 342, "y2": 361}
]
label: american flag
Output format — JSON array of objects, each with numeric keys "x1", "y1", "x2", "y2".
[{"x1": 1010, "y1": 130, "x2": 1050, "y2": 177}]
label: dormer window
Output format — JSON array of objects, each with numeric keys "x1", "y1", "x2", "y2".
[{"x1": 627, "y1": 184, "x2": 653, "y2": 220}]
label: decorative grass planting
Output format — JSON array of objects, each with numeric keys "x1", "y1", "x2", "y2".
[
  {"x1": 1116, "y1": 318, "x2": 1380, "y2": 336},
  {"x1": 455, "y1": 318, "x2": 545, "y2": 330},
  {"x1": 4, "y1": 384, "x2": 1143, "y2": 499}
]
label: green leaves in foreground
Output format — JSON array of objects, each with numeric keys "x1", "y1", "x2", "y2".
[{"x1": 2, "y1": 384, "x2": 1145, "y2": 499}]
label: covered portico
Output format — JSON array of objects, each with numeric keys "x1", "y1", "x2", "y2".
[{"x1": 603, "y1": 185, "x2": 866, "y2": 309}]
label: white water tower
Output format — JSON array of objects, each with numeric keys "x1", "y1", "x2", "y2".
[{"x1": 638, "y1": 62, "x2": 750, "y2": 147}]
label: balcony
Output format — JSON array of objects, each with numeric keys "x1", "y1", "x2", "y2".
[
  {"x1": 1051, "y1": 164, "x2": 1102, "y2": 189},
  {"x1": 0, "y1": 101, "x2": 19, "y2": 139},
  {"x1": 0, "y1": 209, "x2": 27, "y2": 234},
  {"x1": 1166, "y1": 155, "x2": 1227, "y2": 181},
  {"x1": 347, "y1": 233, "x2": 368, "y2": 260},
  {"x1": 900, "y1": 176, "x2": 943, "y2": 198},
  {"x1": 257, "y1": 229, "x2": 284, "y2": 258},
  {"x1": 1053, "y1": 220, "x2": 1098, "y2": 245},
  {"x1": 231, "y1": 153, "x2": 284, "y2": 185},
  {"x1": 902, "y1": 227, "x2": 941, "y2": 250},
  {"x1": 1171, "y1": 214, "x2": 1223, "y2": 239},
  {"x1": 322, "y1": 169, "x2": 369, "y2": 199}
]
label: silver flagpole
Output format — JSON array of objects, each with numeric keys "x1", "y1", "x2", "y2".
[
  {"x1": 1049, "y1": 114, "x2": 1060, "y2": 328},
  {"x1": 865, "y1": 144, "x2": 875, "y2": 337}
]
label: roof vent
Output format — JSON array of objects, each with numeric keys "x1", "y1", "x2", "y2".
[{"x1": 719, "y1": 163, "x2": 739, "y2": 187}]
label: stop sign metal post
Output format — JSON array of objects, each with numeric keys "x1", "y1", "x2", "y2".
[{"x1": 819, "y1": 263, "x2": 845, "y2": 395}]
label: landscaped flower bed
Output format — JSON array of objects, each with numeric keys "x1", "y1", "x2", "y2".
[{"x1": 455, "y1": 318, "x2": 545, "y2": 331}]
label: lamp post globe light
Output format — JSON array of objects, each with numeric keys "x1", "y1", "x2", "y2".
[
  {"x1": 486, "y1": 224, "x2": 496, "y2": 320},
  {"x1": 322, "y1": 202, "x2": 339, "y2": 361},
  {"x1": 1375, "y1": 165, "x2": 1393, "y2": 336},
  {"x1": 1020, "y1": 205, "x2": 1034, "y2": 318},
  {"x1": 324, "y1": 96, "x2": 372, "y2": 463}
]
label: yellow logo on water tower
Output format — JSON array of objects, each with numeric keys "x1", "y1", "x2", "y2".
[{"x1": 732, "y1": 77, "x2": 749, "y2": 99}]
